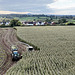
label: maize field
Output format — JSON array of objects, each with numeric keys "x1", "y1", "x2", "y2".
[{"x1": 6, "y1": 26, "x2": 75, "y2": 75}]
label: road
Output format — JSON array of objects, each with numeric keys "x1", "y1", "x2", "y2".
[{"x1": 0, "y1": 28, "x2": 26, "y2": 75}]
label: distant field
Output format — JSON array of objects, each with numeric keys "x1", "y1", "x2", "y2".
[
  {"x1": 68, "y1": 19, "x2": 75, "y2": 24},
  {"x1": 14, "y1": 17, "x2": 50, "y2": 21},
  {"x1": 6, "y1": 26, "x2": 75, "y2": 75}
]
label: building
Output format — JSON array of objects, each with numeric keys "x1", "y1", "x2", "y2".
[{"x1": 21, "y1": 21, "x2": 46, "y2": 26}]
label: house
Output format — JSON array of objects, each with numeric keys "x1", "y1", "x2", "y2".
[
  {"x1": 26, "y1": 22, "x2": 34, "y2": 26},
  {"x1": 39, "y1": 22, "x2": 45, "y2": 25},
  {"x1": 36, "y1": 22, "x2": 45, "y2": 25},
  {"x1": 21, "y1": 21, "x2": 46, "y2": 26},
  {"x1": 0, "y1": 22, "x2": 3, "y2": 25},
  {"x1": 51, "y1": 22, "x2": 55, "y2": 25},
  {"x1": 33, "y1": 21, "x2": 36, "y2": 26},
  {"x1": 5, "y1": 22, "x2": 10, "y2": 25},
  {"x1": 36, "y1": 22, "x2": 40, "y2": 25}
]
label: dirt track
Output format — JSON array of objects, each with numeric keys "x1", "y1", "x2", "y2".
[{"x1": 0, "y1": 28, "x2": 26, "y2": 75}]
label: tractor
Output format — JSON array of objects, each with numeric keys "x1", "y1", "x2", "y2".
[{"x1": 11, "y1": 45, "x2": 22, "y2": 61}]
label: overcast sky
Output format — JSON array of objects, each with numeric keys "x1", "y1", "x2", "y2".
[{"x1": 0, "y1": 0, "x2": 75, "y2": 15}]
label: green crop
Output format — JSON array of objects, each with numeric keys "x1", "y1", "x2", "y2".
[{"x1": 6, "y1": 26, "x2": 75, "y2": 75}]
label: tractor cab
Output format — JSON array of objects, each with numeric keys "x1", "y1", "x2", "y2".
[
  {"x1": 13, "y1": 51, "x2": 19, "y2": 56},
  {"x1": 12, "y1": 51, "x2": 20, "y2": 60}
]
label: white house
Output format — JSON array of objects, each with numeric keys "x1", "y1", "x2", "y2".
[
  {"x1": 0, "y1": 22, "x2": 3, "y2": 25},
  {"x1": 5, "y1": 22, "x2": 10, "y2": 25},
  {"x1": 36, "y1": 22, "x2": 40, "y2": 25}
]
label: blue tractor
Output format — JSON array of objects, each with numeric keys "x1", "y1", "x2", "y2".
[{"x1": 11, "y1": 45, "x2": 22, "y2": 61}]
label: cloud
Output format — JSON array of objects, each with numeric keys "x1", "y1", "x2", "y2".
[
  {"x1": 47, "y1": 0, "x2": 75, "y2": 15},
  {"x1": 0, "y1": 0, "x2": 74, "y2": 15},
  {"x1": 0, "y1": 11, "x2": 31, "y2": 14},
  {"x1": 47, "y1": 0, "x2": 75, "y2": 9},
  {"x1": 0, "y1": 0, "x2": 56, "y2": 14}
]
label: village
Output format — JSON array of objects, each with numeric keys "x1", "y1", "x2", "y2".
[
  {"x1": 0, "y1": 20, "x2": 55, "y2": 26},
  {"x1": 21, "y1": 21, "x2": 55, "y2": 26},
  {"x1": 0, "y1": 14, "x2": 74, "y2": 27}
]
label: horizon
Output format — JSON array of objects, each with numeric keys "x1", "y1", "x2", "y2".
[
  {"x1": 0, "y1": 0, "x2": 75, "y2": 15},
  {"x1": 0, "y1": 13, "x2": 75, "y2": 16}
]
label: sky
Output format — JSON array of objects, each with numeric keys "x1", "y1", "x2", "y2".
[{"x1": 0, "y1": 0, "x2": 75, "y2": 15}]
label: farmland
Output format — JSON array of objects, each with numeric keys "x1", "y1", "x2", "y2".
[
  {"x1": 0, "y1": 28, "x2": 27, "y2": 75},
  {"x1": 0, "y1": 29, "x2": 6, "y2": 71},
  {"x1": 6, "y1": 26, "x2": 75, "y2": 75},
  {"x1": 14, "y1": 17, "x2": 50, "y2": 21},
  {"x1": 0, "y1": 46, "x2": 6, "y2": 68}
]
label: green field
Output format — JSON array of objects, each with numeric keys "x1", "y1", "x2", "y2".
[
  {"x1": 6, "y1": 26, "x2": 75, "y2": 75},
  {"x1": 68, "y1": 19, "x2": 75, "y2": 24},
  {"x1": 14, "y1": 17, "x2": 50, "y2": 21}
]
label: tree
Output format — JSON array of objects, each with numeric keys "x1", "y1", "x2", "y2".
[
  {"x1": 10, "y1": 19, "x2": 21, "y2": 27},
  {"x1": 45, "y1": 18, "x2": 52, "y2": 22},
  {"x1": 73, "y1": 17, "x2": 75, "y2": 20},
  {"x1": 58, "y1": 18, "x2": 67, "y2": 24},
  {"x1": 61, "y1": 18, "x2": 67, "y2": 23},
  {"x1": 2, "y1": 19, "x2": 6, "y2": 25}
]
